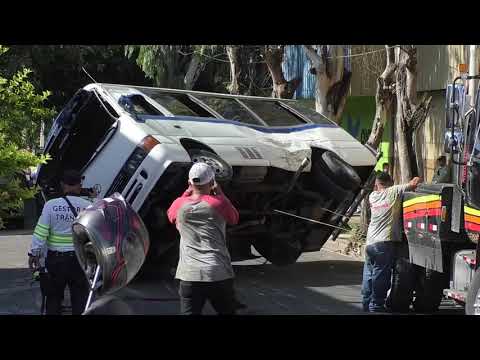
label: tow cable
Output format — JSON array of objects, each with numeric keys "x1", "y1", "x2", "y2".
[{"x1": 272, "y1": 209, "x2": 368, "y2": 237}]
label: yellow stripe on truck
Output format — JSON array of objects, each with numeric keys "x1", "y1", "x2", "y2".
[
  {"x1": 465, "y1": 206, "x2": 480, "y2": 217},
  {"x1": 403, "y1": 195, "x2": 441, "y2": 208}
]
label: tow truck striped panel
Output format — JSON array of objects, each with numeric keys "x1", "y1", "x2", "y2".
[
  {"x1": 465, "y1": 206, "x2": 480, "y2": 232},
  {"x1": 402, "y1": 194, "x2": 442, "y2": 234}
]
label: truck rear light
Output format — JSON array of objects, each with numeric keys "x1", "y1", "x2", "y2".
[
  {"x1": 139, "y1": 136, "x2": 160, "y2": 153},
  {"x1": 441, "y1": 206, "x2": 447, "y2": 222}
]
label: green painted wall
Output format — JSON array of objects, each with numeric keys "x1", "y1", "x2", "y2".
[{"x1": 340, "y1": 96, "x2": 391, "y2": 171}]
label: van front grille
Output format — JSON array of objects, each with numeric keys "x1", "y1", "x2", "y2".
[{"x1": 106, "y1": 172, "x2": 129, "y2": 196}]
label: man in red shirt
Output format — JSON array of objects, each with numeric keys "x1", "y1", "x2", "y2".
[{"x1": 167, "y1": 162, "x2": 240, "y2": 315}]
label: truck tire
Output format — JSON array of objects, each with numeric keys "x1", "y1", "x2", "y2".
[
  {"x1": 466, "y1": 269, "x2": 480, "y2": 315},
  {"x1": 387, "y1": 243, "x2": 416, "y2": 313},
  {"x1": 313, "y1": 151, "x2": 361, "y2": 191},
  {"x1": 412, "y1": 268, "x2": 445, "y2": 313}
]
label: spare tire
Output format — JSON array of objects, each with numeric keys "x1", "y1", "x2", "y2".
[
  {"x1": 314, "y1": 151, "x2": 361, "y2": 191},
  {"x1": 72, "y1": 193, "x2": 150, "y2": 296}
]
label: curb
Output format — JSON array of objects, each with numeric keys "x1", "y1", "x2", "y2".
[{"x1": 323, "y1": 234, "x2": 365, "y2": 260}]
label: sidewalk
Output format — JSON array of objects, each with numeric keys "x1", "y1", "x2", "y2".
[{"x1": 323, "y1": 232, "x2": 366, "y2": 260}]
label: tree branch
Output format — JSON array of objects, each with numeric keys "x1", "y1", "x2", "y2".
[{"x1": 304, "y1": 45, "x2": 321, "y2": 68}]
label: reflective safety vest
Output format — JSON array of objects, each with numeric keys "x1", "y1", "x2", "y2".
[{"x1": 31, "y1": 195, "x2": 93, "y2": 253}]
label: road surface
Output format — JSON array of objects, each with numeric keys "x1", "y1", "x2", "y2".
[{"x1": 0, "y1": 232, "x2": 464, "y2": 315}]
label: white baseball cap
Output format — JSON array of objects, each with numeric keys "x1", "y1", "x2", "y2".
[{"x1": 188, "y1": 162, "x2": 215, "y2": 186}]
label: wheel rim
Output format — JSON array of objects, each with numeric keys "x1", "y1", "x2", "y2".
[
  {"x1": 191, "y1": 154, "x2": 230, "y2": 181},
  {"x1": 474, "y1": 288, "x2": 480, "y2": 315}
]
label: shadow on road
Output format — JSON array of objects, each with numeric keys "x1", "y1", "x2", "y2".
[{"x1": 231, "y1": 259, "x2": 366, "y2": 315}]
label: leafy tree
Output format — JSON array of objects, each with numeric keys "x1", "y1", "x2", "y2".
[
  {"x1": 1, "y1": 45, "x2": 152, "y2": 110},
  {"x1": 0, "y1": 45, "x2": 52, "y2": 228}
]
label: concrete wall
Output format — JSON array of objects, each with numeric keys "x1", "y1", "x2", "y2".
[{"x1": 415, "y1": 90, "x2": 447, "y2": 181}]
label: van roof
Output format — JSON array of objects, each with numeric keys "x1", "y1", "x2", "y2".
[{"x1": 96, "y1": 83, "x2": 299, "y2": 103}]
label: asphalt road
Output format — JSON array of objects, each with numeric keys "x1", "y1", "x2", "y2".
[{"x1": 0, "y1": 232, "x2": 464, "y2": 315}]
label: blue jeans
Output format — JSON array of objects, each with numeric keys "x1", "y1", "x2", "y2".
[{"x1": 361, "y1": 241, "x2": 395, "y2": 312}]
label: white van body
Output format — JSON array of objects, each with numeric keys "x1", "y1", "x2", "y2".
[{"x1": 38, "y1": 83, "x2": 376, "y2": 265}]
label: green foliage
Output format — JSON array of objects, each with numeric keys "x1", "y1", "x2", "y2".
[
  {"x1": 0, "y1": 65, "x2": 56, "y2": 150},
  {"x1": 0, "y1": 133, "x2": 49, "y2": 229},
  {"x1": 0, "y1": 45, "x2": 53, "y2": 228},
  {"x1": 1, "y1": 45, "x2": 152, "y2": 110}
]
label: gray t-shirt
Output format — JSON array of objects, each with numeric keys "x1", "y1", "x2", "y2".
[
  {"x1": 366, "y1": 184, "x2": 409, "y2": 246},
  {"x1": 167, "y1": 192, "x2": 239, "y2": 282}
]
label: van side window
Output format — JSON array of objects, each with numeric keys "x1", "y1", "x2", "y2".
[
  {"x1": 141, "y1": 91, "x2": 213, "y2": 117},
  {"x1": 240, "y1": 100, "x2": 306, "y2": 127},
  {"x1": 193, "y1": 96, "x2": 262, "y2": 125}
]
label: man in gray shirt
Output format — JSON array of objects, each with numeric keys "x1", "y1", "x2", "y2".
[
  {"x1": 361, "y1": 171, "x2": 421, "y2": 313},
  {"x1": 167, "y1": 162, "x2": 239, "y2": 315}
]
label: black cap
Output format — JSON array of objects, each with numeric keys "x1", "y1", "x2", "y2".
[{"x1": 61, "y1": 169, "x2": 84, "y2": 185}]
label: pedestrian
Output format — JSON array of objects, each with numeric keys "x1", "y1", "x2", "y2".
[
  {"x1": 382, "y1": 163, "x2": 390, "y2": 176},
  {"x1": 28, "y1": 169, "x2": 97, "y2": 315},
  {"x1": 167, "y1": 162, "x2": 240, "y2": 315},
  {"x1": 361, "y1": 171, "x2": 422, "y2": 313},
  {"x1": 432, "y1": 155, "x2": 451, "y2": 183}
]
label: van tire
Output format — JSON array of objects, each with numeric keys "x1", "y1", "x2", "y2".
[
  {"x1": 251, "y1": 233, "x2": 302, "y2": 266},
  {"x1": 312, "y1": 151, "x2": 361, "y2": 191}
]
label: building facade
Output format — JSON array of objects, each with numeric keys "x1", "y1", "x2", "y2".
[{"x1": 283, "y1": 45, "x2": 474, "y2": 181}]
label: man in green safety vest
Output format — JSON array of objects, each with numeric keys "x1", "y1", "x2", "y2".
[{"x1": 28, "y1": 170, "x2": 96, "y2": 315}]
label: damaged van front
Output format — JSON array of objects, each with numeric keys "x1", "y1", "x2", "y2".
[{"x1": 36, "y1": 83, "x2": 376, "y2": 266}]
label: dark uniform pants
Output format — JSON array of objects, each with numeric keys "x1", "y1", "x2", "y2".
[
  {"x1": 179, "y1": 279, "x2": 236, "y2": 315},
  {"x1": 45, "y1": 251, "x2": 89, "y2": 315}
]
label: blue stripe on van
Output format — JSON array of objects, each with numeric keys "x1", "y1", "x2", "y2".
[{"x1": 136, "y1": 115, "x2": 337, "y2": 133}]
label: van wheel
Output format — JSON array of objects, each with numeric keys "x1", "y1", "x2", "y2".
[
  {"x1": 189, "y1": 150, "x2": 233, "y2": 182},
  {"x1": 412, "y1": 268, "x2": 445, "y2": 313},
  {"x1": 466, "y1": 270, "x2": 480, "y2": 315},
  {"x1": 251, "y1": 233, "x2": 302, "y2": 266},
  {"x1": 312, "y1": 151, "x2": 361, "y2": 191}
]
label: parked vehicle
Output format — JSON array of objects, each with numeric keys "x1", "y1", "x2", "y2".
[
  {"x1": 35, "y1": 83, "x2": 377, "y2": 267},
  {"x1": 388, "y1": 68, "x2": 480, "y2": 314}
]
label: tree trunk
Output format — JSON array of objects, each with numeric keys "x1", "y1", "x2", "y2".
[
  {"x1": 226, "y1": 45, "x2": 241, "y2": 95},
  {"x1": 304, "y1": 45, "x2": 351, "y2": 123},
  {"x1": 360, "y1": 45, "x2": 396, "y2": 236},
  {"x1": 184, "y1": 51, "x2": 205, "y2": 90},
  {"x1": 393, "y1": 45, "x2": 432, "y2": 183},
  {"x1": 264, "y1": 46, "x2": 301, "y2": 99},
  {"x1": 366, "y1": 45, "x2": 396, "y2": 149}
]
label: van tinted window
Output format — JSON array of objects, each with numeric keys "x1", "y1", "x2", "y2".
[
  {"x1": 194, "y1": 96, "x2": 261, "y2": 125},
  {"x1": 284, "y1": 102, "x2": 335, "y2": 125},
  {"x1": 240, "y1": 100, "x2": 306, "y2": 127},
  {"x1": 141, "y1": 91, "x2": 213, "y2": 117}
]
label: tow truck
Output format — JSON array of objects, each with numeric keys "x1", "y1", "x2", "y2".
[{"x1": 389, "y1": 64, "x2": 480, "y2": 315}]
